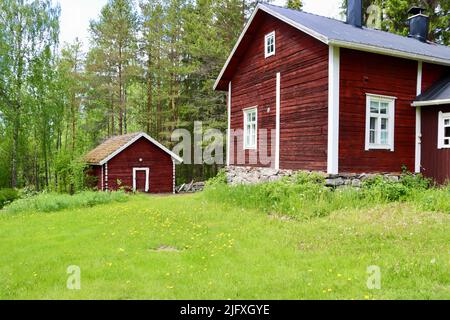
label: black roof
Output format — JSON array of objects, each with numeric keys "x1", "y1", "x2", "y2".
[{"x1": 416, "y1": 77, "x2": 450, "y2": 102}]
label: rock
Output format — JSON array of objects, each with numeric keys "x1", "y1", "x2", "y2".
[{"x1": 351, "y1": 179, "x2": 362, "y2": 188}]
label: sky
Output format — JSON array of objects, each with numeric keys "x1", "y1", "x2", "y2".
[{"x1": 58, "y1": 0, "x2": 342, "y2": 48}]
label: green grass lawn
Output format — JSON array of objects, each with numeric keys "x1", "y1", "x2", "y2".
[{"x1": 0, "y1": 193, "x2": 449, "y2": 300}]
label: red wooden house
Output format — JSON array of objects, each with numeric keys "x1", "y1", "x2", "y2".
[
  {"x1": 215, "y1": 1, "x2": 450, "y2": 183},
  {"x1": 85, "y1": 132, "x2": 183, "y2": 193}
]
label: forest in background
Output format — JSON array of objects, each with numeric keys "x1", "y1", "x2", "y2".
[{"x1": 0, "y1": 0, "x2": 447, "y2": 193}]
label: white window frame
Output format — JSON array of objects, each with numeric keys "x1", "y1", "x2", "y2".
[
  {"x1": 243, "y1": 107, "x2": 258, "y2": 150},
  {"x1": 438, "y1": 111, "x2": 450, "y2": 149},
  {"x1": 133, "y1": 168, "x2": 150, "y2": 193},
  {"x1": 264, "y1": 31, "x2": 275, "y2": 58},
  {"x1": 365, "y1": 93, "x2": 396, "y2": 151}
]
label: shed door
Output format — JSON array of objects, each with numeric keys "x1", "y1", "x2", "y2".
[{"x1": 133, "y1": 168, "x2": 150, "y2": 192}]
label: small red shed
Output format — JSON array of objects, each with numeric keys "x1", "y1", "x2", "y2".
[{"x1": 85, "y1": 132, "x2": 183, "y2": 194}]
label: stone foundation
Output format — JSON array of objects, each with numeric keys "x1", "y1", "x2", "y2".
[{"x1": 225, "y1": 166, "x2": 403, "y2": 188}]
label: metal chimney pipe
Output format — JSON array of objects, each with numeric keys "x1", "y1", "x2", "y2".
[
  {"x1": 408, "y1": 7, "x2": 429, "y2": 43},
  {"x1": 347, "y1": 0, "x2": 363, "y2": 28}
]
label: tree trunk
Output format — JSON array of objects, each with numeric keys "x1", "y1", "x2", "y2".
[{"x1": 146, "y1": 55, "x2": 153, "y2": 134}]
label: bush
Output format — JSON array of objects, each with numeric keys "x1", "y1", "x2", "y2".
[
  {"x1": 204, "y1": 171, "x2": 435, "y2": 219},
  {"x1": 204, "y1": 172, "x2": 364, "y2": 219},
  {"x1": 361, "y1": 174, "x2": 430, "y2": 202},
  {"x1": 0, "y1": 188, "x2": 19, "y2": 209},
  {"x1": 2, "y1": 191, "x2": 129, "y2": 214}
]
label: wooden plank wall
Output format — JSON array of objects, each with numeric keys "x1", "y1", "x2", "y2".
[
  {"x1": 229, "y1": 12, "x2": 329, "y2": 170},
  {"x1": 339, "y1": 48, "x2": 418, "y2": 173},
  {"x1": 420, "y1": 63, "x2": 450, "y2": 183},
  {"x1": 421, "y1": 105, "x2": 450, "y2": 184}
]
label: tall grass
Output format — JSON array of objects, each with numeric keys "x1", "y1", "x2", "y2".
[
  {"x1": 1, "y1": 191, "x2": 129, "y2": 214},
  {"x1": 204, "y1": 171, "x2": 439, "y2": 219}
]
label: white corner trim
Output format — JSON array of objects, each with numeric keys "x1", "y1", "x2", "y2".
[
  {"x1": 412, "y1": 99, "x2": 450, "y2": 107},
  {"x1": 226, "y1": 82, "x2": 232, "y2": 166},
  {"x1": 101, "y1": 165, "x2": 104, "y2": 191},
  {"x1": 327, "y1": 46, "x2": 340, "y2": 175},
  {"x1": 275, "y1": 72, "x2": 281, "y2": 170},
  {"x1": 99, "y1": 132, "x2": 183, "y2": 165},
  {"x1": 172, "y1": 159, "x2": 176, "y2": 194},
  {"x1": 415, "y1": 61, "x2": 423, "y2": 173},
  {"x1": 133, "y1": 168, "x2": 150, "y2": 193},
  {"x1": 105, "y1": 162, "x2": 109, "y2": 191},
  {"x1": 438, "y1": 111, "x2": 443, "y2": 149}
]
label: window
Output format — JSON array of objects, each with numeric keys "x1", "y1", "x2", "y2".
[
  {"x1": 365, "y1": 94, "x2": 396, "y2": 151},
  {"x1": 244, "y1": 107, "x2": 258, "y2": 149},
  {"x1": 438, "y1": 111, "x2": 450, "y2": 149},
  {"x1": 265, "y1": 31, "x2": 275, "y2": 58}
]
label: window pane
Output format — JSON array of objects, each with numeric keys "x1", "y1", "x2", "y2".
[
  {"x1": 445, "y1": 127, "x2": 450, "y2": 138},
  {"x1": 380, "y1": 103, "x2": 388, "y2": 114},
  {"x1": 445, "y1": 119, "x2": 450, "y2": 126},
  {"x1": 381, "y1": 131, "x2": 388, "y2": 145},
  {"x1": 370, "y1": 117, "x2": 377, "y2": 130},
  {"x1": 370, "y1": 101, "x2": 379, "y2": 113},
  {"x1": 370, "y1": 130, "x2": 376, "y2": 144},
  {"x1": 445, "y1": 139, "x2": 450, "y2": 146},
  {"x1": 381, "y1": 118, "x2": 388, "y2": 130}
]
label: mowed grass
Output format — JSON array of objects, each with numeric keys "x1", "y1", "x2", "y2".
[{"x1": 0, "y1": 193, "x2": 449, "y2": 300}]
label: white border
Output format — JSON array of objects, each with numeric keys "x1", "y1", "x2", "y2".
[
  {"x1": 226, "y1": 82, "x2": 232, "y2": 166},
  {"x1": 98, "y1": 132, "x2": 183, "y2": 165},
  {"x1": 275, "y1": 72, "x2": 281, "y2": 170},
  {"x1": 105, "y1": 162, "x2": 109, "y2": 191},
  {"x1": 365, "y1": 94, "x2": 396, "y2": 151},
  {"x1": 327, "y1": 46, "x2": 340, "y2": 174},
  {"x1": 415, "y1": 61, "x2": 423, "y2": 173},
  {"x1": 133, "y1": 168, "x2": 150, "y2": 192}
]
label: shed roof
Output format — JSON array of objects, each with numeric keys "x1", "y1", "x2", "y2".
[
  {"x1": 413, "y1": 76, "x2": 450, "y2": 106},
  {"x1": 215, "y1": 3, "x2": 450, "y2": 90},
  {"x1": 84, "y1": 132, "x2": 183, "y2": 165}
]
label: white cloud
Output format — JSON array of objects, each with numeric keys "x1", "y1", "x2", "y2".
[
  {"x1": 57, "y1": 0, "x2": 343, "y2": 49},
  {"x1": 273, "y1": 0, "x2": 342, "y2": 19},
  {"x1": 57, "y1": 0, "x2": 108, "y2": 48}
]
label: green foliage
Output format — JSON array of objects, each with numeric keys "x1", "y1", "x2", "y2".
[
  {"x1": 204, "y1": 172, "x2": 435, "y2": 219},
  {"x1": 341, "y1": 0, "x2": 449, "y2": 45},
  {"x1": 205, "y1": 169, "x2": 227, "y2": 187},
  {"x1": 2, "y1": 191, "x2": 129, "y2": 214},
  {"x1": 205, "y1": 172, "x2": 363, "y2": 219},
  {"x1": 0, "y1": 188, "x2": 19, "y2": 209},
  {"x1": 286, "y1": 0, "x2": 303, "y2": 10}
]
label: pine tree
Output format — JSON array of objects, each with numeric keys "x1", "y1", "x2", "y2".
[{"x1": 287, "y1": 0, "x2": 303, "y2": 10}]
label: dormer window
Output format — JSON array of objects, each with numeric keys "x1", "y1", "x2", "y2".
[{"x1": 265, "y1": 31, "x2": 275, "y2": 58}]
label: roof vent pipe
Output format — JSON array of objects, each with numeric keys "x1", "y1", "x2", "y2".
[
  {"x1": 408, "y1": 7, "x2": 429, "y2": 42},
  {"x1": 347, "y1": 0, "x2": 363, "y2": 28}
]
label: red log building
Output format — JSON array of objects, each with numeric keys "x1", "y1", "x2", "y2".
[
  {"x1": 85, "y1": 132, "x2": 183, "y2": 193},
  {"x1": 215, "y1": 2, "x2": 450, "y2": 183}
]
